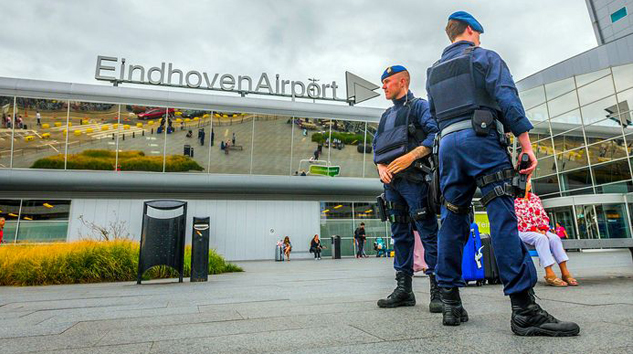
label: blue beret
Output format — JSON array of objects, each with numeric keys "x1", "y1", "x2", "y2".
[
  {"x1": 448, "y1": 11, "x2": 484, "y2": 34},
  {"x1": 381, "y1": 65, "x2": 408, "y2": 82}
]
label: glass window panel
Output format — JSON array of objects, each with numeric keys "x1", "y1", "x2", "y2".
[
  {"x1": 576, "y1": 68, "x2": 611, "y2": 87},
  {"x1": 13, "y1": 98, "x2": 68, "y2": 169},
  {"x1": 64, "y1": 101, "x2": 119, "y2": 171},
  {"x1": 162, "y1": 108, "x2": 210, "y2": 173},
  {"x1": 320, "y1": 202, "x2": 354, "y2": 257},
  {"x1": 585, "y1": 124, "x2": 624, "y2": 144},
  {"x1": 325, "y1": 119, "x2": 365, "y2": 178},
  {"x1": 550, "y1": 109, "x2": 582, "y2": 125},
  {"x1": 15, "y1": 200, "x2": 70, "y2": 243},
  {"x1": 291, "y1": 117, "x2": 329, "y2": 177},
  {"x1": 613, "y1": 63, "x2": 633, "y2": 92},
  {"x1": 0, "y1": 96, "x2": 14, "y2": 168},
  {"x1": 209, "y1": 112, "x2": 253, "y2": 174},
  {"x1": 559, "y1": 167, "x2": 592, "y2": 191},
  {"x1": 532, "y1": 175, "x2": 559, "y2": 196},
  {"x1": 616, "y1": 87, "x2": 633, "y2": 115},
  {"x1": 549, "y1": 111, "x2": 581, "y2": 136},
  {"x1": 551, "y1": 127, "x2": 584, "y2": 152},
  {"x1": 321, "y1": 202, "x2": 352, "y2": 219},
  {"x1": 596, "y1": 180, "x2": 633, "y2": 194},
  {"x1": 556, "y1": 147, "x2": 588, "y2": 172},
  {"x1": 251, "y1": 114, "x2": 292, "y2": 176},
  {"x1": 581, "y1": 95, "x2": 618, "y2": 126},
  {"x1": 534, "y1": 155, "x2": 557, "y2": 178},
  {"x1": 115, "y1": 105, "x2": 168, "y2": 172},
  {"x1": 547, "y1": 91, "x2": 579, "y2": 118},
  {"x1": 533, "y1": 138, "x2": 554, "y2": 158},
  {"x1": 587, "y1": 138, "x2": 627, "y2": 164},
  {"x1": 544, "y1": 77, "x2": 575, "y2": 100},
  {"x1": 563, "y1": 187, "x2": 594, "y2": 197},
  {"x1": 520, "y1": 86, "x2": 546, "y2": 110},
  {"x1": 545, "y1": 206, "x2": 577, "y2": 239},
  {"x1": 592, "y1": 158, "x2": 631, "y2": 184},
  {"x1": 575, "y1": 204, "x2": 599, "y2": 239},
  {"x1": 364, "y1": 122, "x2": 378, "y2": 179},
  {"x1": 577, "y1": 75, "x2": 615, "y2": 106},
  {"x1": 353, "y1": 202, "x2": 380, "y2": 220},
  {"x1": 0, "y1": 199, "x2": 20, "y2": 243},
  {"x1": 596, "y1": 203, "x2": 631, "y2": 239}
]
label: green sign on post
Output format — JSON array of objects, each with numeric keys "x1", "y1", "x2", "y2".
[{"x1": 309, "y1": 165, "x2": 341, "y2": 177}]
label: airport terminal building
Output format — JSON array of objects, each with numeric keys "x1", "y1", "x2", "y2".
[{"x1": 1, "y1": 0, "x2": 632, "y2": 260}]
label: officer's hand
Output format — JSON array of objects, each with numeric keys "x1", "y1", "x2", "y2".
[
  {"x1": 518, "y1": 150, "x2": 537, "y2": 176},
  {"x1": 387, "y1": 153, "x2": 415, "y2": 175},
  {"x1": 377, "y1": 164, "x2": 392, "y2": 184}
]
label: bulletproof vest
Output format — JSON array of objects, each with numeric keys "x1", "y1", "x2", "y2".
[
  {"x1": 373, "y1": 98, "x2": 427, "y2": 165},
  {"x1": 427, "y1": 47, "x2": 500, "y2": 122}
]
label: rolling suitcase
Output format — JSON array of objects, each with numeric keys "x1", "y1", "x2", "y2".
[
  {"x1": 462, "y1": 223, "x2": 485, "y2": 286},
  {"x1": 480, "y1": 234, "x2": 501, "y2": 284},
  {"x1": 275, "y1": 244, "x2": 284, "y2": 261}
]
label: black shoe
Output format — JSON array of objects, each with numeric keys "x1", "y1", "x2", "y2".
[
  {"x1": 377, "y1": 272, "x2": 416, "y2": 308},
  {"x1": 428, "y1": 274, "x2": 443, "y2": 314},
  {"x1": 511, "y1": 291, "x2": 580, "y2": 337},
  {"x1": 440, "y1": 287, "x2": 468, "y2": 326}
]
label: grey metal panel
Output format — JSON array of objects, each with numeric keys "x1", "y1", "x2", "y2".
[
  {"x1": 563, "y1": 238, "x2": 633, "y2": 248},
  {"x1": 517, "y1": 33, "x2": 633, "y2": 91},
  {"x1": 0, "y1": 169, "x2": 383, "y2": 197},
  {"x1": 0, "y1": 77, "x2": 384, "y2": 123},
  {"x1": 541, "y1": 193, "x2": 626, "y2": 208}
]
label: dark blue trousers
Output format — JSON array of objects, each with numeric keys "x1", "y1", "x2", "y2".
[
  {"x1": 384, "y1": 177, "x2": 438, "y2": 276},
  {"x1": 436, "y1": 129, "x2": 537, "y2": 295}
]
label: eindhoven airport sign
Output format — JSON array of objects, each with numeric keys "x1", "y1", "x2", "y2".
[{"x1": 95, "y1": 56, "x2": 380, "y2": 105}]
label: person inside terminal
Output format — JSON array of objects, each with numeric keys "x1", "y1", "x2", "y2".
[{"x1": 426, "y1": 11, "x2": 580, "y2": 336}]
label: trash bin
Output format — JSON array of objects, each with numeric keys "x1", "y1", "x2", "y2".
[
  {"x1": 137, "y1": 200, "x2": 187, "y2": 284},
  {"x1": 191, "y1": 217, "x2": 210, "y2": 282},
  {"x1": 331, "y1": 235, "x2": 341, "y2": 259},
  {"x1": 184, "y1": 144, "x2": 193, "y2": 157}
]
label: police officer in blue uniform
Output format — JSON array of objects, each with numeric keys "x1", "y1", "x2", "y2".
[
  {"x1": 426, "y1": 12, "x2": 580, "y2": 336},
  {"x1": 373, "y1": 66, "x2": 442, "y2": 313}
]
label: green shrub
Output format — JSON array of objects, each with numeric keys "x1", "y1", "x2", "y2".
[
  {"x1": 31, "y1": 150, "x2": 203, "y2": 172},
  {"x1": 0, "y1": 240, "x2": 242, "y2": 286}
]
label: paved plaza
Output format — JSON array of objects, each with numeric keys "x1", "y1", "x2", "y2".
[{"x1": 0, "y1": 250, "x2": 632, "y2": 354}]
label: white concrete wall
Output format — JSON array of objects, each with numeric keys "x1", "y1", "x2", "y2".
[{"x1": 67, "y1": 199, "x2": 320, "y2": 261}]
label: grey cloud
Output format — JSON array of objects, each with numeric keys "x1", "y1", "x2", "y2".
[{"x1": 0, "y1": 0, "x2": 596, "y2": 108}]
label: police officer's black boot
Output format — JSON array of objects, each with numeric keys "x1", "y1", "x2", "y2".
[
  {"x1": 428, "y1": 274, "x2": 443, "y2": 313},
  {"x1": 510, "y1": 290, "x2": 580, "y2": 337},
  {"x1": 440, "y1": 287, "x2": 469, "y2": 326},
  {"x1": 377, "y1": 271, "x2": 416, "y2": 308}
]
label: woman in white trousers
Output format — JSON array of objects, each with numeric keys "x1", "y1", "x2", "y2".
[{"x1": 514, "y1": 182, "x2": 578, "y2": 287}]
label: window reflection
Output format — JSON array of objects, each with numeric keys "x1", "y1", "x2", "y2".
[
  {"x1": 575, "y1": 204, "x2": 599, "y2": 239},
  {"x1": 163, "y1": 108, "x2": 210, "y2": 173},
  {"x1": 65, "y1": 101, "x2": 119, "y2": 171},
  {"x1": 551, "y1": 129, "x2": 585, "y2": 152},
  {"x1": 545, "y1": 77, "x2": 575, "y2": 100},
  {"x1": 592, "y1": 158, "x2": 631, "y2": 185},
  {"x1": 532, "y1": 175, "x2": 559, "y2": 196},
  {"x1": 556, "y1": 147, "x2": 588, "y2": 172},
  {"x1": 547, "y1": 91, "x2": 579, "y2": 118},
  {"x1": 595, "y1": 204, "x2": 631, "y2": 239},
  {"x1": 545, "y1": 206, "x2": 577, "y2": 239},
  {"x1": 577, "y1": 75, "x2": 615, "y2": 106},
  {"x1": 15, "y1": 200, "x2": 70, "y2": 243},
  {"x1": 581, "y1": 95, "x2": 618, "y2": 126},
  {"x1": 291, "y1": 117, "x2": 329, "y2": 177},
  {"x1": 116, "y1": 105, "x2": 168, "y2": 172},
  {"x1": 520, "y1": 85, "x2": 546, "y2": 110},
  {"x1": 559, "y1": 167, "x2": 592, "y2": 191},
  {"x1": 0, "y1": 96, "x2": 14, "y2": 168},
  {"x1": 326, "y1": 119, "x2": 366, "y2": 178},
  {"x1": 612, "y1": 63, "x2": 633, "y2": 92},
  {"x1": 534, "y1": 156, "x2": 557, "y2": 178},
  {"x1": 14, "y1": 98, "x2": 68, "y2": 169},
  {"x1": 251, "y1": 114, "x2": 292, "y2": 176},
  {"x1": 364, "y1": 122, "x2": 378, "y2": 179},
  {"x1": 209, "y1": 112, "x2": 253, "y2": 175},
  {"x1": 0, "y1": 199, "x2": 20, "y2": 243},
  {"x1": 575, "y1": 68, "x2": 610, "y2": 88},
  {"x1": 587, "y1": 138, "x2": 627, "y2": 164}
]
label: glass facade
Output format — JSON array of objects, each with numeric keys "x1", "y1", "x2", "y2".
[
  {"x1": 519, "y1": 63, "x2": 633, "y2": 198},
  {"x1": 0, "y1": 199, "x2": 70, "y2": 243},
  {"x1": 1, "y1": 95, "x2": 379, "y2": 178}
]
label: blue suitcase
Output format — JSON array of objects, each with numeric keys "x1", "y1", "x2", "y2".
[{"x1": 462, "y1": 222, "x2": 485, "y2": 286}]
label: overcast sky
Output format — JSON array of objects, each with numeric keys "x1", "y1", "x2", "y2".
[{"x1": 0, "y1": 0, "x2": 597, "y2": 108}]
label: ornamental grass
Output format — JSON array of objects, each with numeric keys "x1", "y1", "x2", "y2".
[{"x1": 0, "y1": 240, "x2": 242, "y2": 286}]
